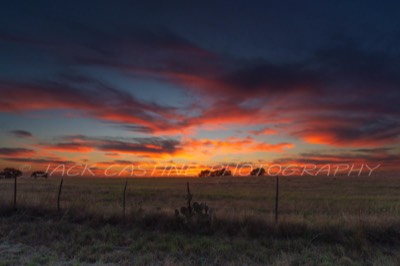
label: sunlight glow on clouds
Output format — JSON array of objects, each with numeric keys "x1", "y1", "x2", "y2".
[{"x1": 0, "y1": 1, "x2": 399, "y2": 175}]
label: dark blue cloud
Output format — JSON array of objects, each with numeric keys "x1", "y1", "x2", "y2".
[{"x1": 9, "y1": 130, "x2": 33, "y2": 138}]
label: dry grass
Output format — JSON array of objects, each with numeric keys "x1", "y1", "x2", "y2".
[{"x1": 1, "y1": 175, "x2": 400, "y2": 265}]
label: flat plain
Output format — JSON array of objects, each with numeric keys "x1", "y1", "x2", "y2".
[{"x1": 1, "y1": 175, "x2": 400, "y2": 265}]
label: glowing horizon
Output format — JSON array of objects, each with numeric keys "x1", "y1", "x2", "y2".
[{"x1": 0, "y1": 2, "x2": 399, "y2": 176}]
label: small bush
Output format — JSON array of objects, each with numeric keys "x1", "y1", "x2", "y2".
[{"x1": 174, "y1": 183, "x2": 213, "y2": 233}]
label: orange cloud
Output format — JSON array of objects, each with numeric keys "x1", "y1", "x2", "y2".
[
  {"x1": 175, "y1": 136, "x2": 293, "y2": 160},
  {"x1": 0, "y1": 148, "x2": 35, "y2": 157},
  {"x1": 291, "y1": 116, "x2": 400, "y2": 147},
  {"x1": 249, "y1": 127, "x2": 278, "y2": 135},
  {"x1": 40, "y1": 143, "x2": 94, "y2": 153}
]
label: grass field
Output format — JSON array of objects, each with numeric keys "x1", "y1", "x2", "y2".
[{"x1": 1, "y1": 175, "x2": 400, "y2": 265}]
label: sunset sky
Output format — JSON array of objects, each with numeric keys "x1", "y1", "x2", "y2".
[{"x1": 0, "y1": 1, "x2": 399, "y2": 176}]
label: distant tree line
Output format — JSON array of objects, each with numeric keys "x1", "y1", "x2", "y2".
[
  {"x1": 198, "y1": 167, "x2": 266, "y2": 177},
  {"x1": 0, "y1": 168, "x2": 48, "y2": 179},
  {"x1": 198, "y1": 168, "x2": 232, "y2": 177}
]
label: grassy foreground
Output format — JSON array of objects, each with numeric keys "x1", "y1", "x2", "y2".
[{"x1": 1, "y1": 175, "x2": 400, "y2": 265}]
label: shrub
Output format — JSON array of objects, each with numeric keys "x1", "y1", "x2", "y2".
[{"x1": 174, "y1": 182, "x2": 213, "y2": 233}]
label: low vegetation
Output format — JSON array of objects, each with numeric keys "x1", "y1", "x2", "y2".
[{"x1": 0, "y1": 175, "x2": 400, "y2": 265}]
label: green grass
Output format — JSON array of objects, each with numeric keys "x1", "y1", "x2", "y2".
[{"x1": 1, "y1": 175, "x2": 400, "y2": 265}]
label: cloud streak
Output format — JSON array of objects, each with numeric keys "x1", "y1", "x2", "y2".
[
  {"x1": 9, "y1": 130, "x2": 33, "y2": 138},
  {"x1": 0, "y1": 148, "x2": 35, "y2": 156}
]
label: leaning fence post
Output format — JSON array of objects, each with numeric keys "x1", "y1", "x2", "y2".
[
  {"x1": 275, "y1": 175, "x2": 279, "y2": 223},
  {"x1": 123, "y1": 179, "x2": 128, "y2": 218},
  {"x1": 57, "y1": 179, "x2": 63, "y2": 212}
]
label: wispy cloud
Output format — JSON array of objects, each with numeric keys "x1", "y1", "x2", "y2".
[
  {"x1": 0, "y1": 148, "x2": 35, "y2": 156},
  {"x1": 9, "y1": 130, "x2": 33, "y2": 138}
]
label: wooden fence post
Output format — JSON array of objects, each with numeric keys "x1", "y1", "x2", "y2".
[
  {"x1": 123, "y1": 180, "x2": 128, "y2": 218},
  {"x1": 186, "y1": 182, "x2": 192, "y2": 214},
  {"x1": 57, "y1": 179, "x2": 63, "y2": 212},
  {"x1": 275, "y1": 175, "x2": 279, "y2": 223},
  {"x1": 13, "y1": 176, "x2": 17, "y2": 210}
]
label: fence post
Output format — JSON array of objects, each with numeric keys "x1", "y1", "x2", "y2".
[
  {"x1": 57, "y1": 179, "x2": 63, "y2": 212},
  {"x1": 123, "y1": 179, "x2": 128, "y2": 218},
  {"x1": 275, "y1": 175, "x2": 279, "y2": 223},
  {"x1": 13, "y1": 176, "x2": 17, "y2": 210},
  {"x1": 186, "y1": 182, "x2": 192, "y2": 214}
]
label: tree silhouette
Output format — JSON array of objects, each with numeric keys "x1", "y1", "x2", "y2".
[
  {"x1": 198, "y1": 168, "x2": 232, "y2": 177},
  {"x1": 31, "y1": 171, "x2": 48, "y2": 179},
  {"x1": 0, "y1": 168, "x2": 22, "y2": 179},
  {"x1": 1, "y1": 168, "x2": 22, "y2": 210},
  {"x1": 250, "y1": 168, "x2": 266, "y2": 176},
  {"x1": 198, "y1": 169, "x2": 211, "y2": 177}
]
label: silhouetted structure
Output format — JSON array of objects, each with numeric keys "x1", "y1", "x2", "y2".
[
  {"x1": 31, "y1": 171, "x2": 48, "y2": 179},
  {"x1": 199, "y1": 168, "x2": 232, "y2": 177},
  {"x1": 250, "y1": 168, "x2": 266, "y2": 176}
]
